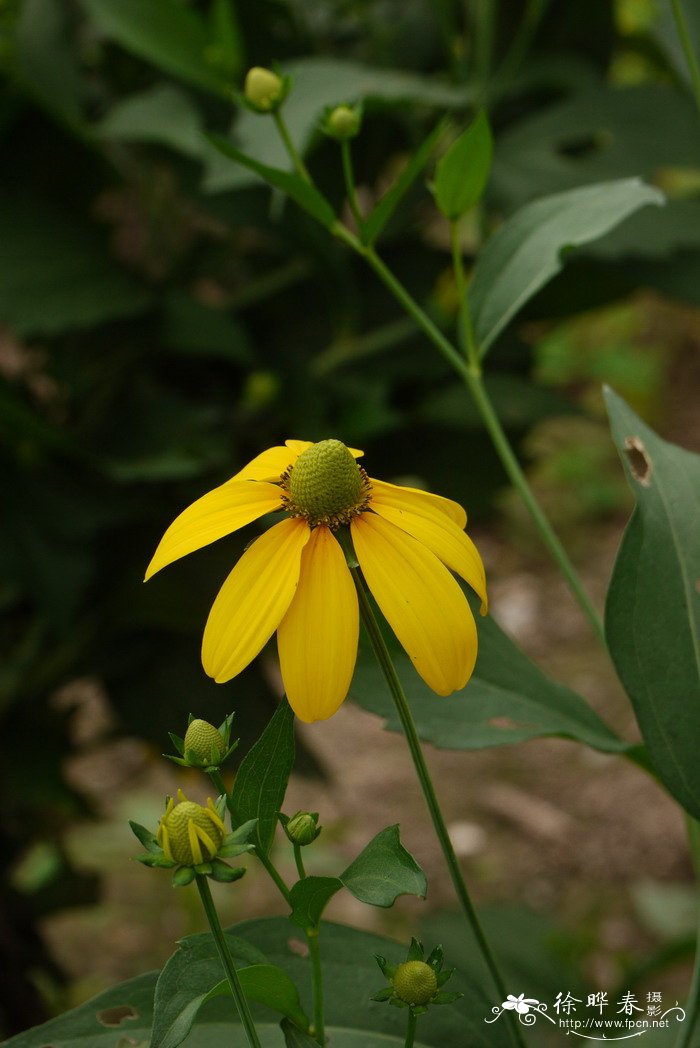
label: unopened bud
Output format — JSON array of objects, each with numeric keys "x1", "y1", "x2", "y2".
[
  {"x1": 184, "y1": 719, "x2": 225, "y2": 765},
  {"x1": 285, "y1": 810, "x2": 321, "y2": 846},
  {"x1": 392, "y1": 961, "x2": 437, "y2": 1006},
  {"x1": 325, "y1": 104, "x2": 362, "y2": 140},
  {"x1": 244, "y1": 66, "x2": 286, "y2": 113},
  {"x1": 158, "y1": 790, "x2": 225, "y2": 866}
]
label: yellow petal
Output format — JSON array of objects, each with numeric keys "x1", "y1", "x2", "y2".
[
  {"x1": 369, "y1": 478, "x2": 466, "y2": 528},
  {"x1": 202, "y1": 517, "x2": 310, "y2": 682},
  {"x1": 351, "y1": 513, "x2": 477, "y2": 695},
  {"x1": 277, "y1": 527, "x2": 359, "y2": 723},
  {"x1": 370, "y1": 490, "x2": 487, "y2": 613},
  {"x1": 145, "y1": 481, "x2": 283, "y2": 580},
  {"x1": 231, "y1": 445, "x2": 301, "y2": 482}
]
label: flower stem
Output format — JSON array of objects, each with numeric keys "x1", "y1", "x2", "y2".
[
  {"x1": 405, "y1": 1009, "x2": 417, "y2": 1048},
  {"x1": 195, "y1": 874, "x2": 263, "y2": 1048},
  {"x1": 273, "y1": 110, "x2": 313, "y2": 183},
  {"x1": 307, "y1": 927, "x2": 326, "y2": 1046},
  {"x1": 341, "y1": 139, "x2": 365, "y2": 233},
  {"x1": 670, "y1": 0, "x2": 700, "y2": 115},
  {"x1": 293, "y1": 842, "x2": 307, "y2": 880},
  {"x1": 333, "y1": 223, "x2": 606, "y2": 645},
  {"x1": 350, "y1": 568, "x2": 526, "y2": 1048},
  {"x1": 675, "y1": 817, "x2": 700, "y2": 1047}
]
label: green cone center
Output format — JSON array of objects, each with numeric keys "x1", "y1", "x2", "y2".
[
  {"x1": 163, "y1": 802, "x2": 223, "y2": 865},
  {"x1": 392, "y1": 961, "x2": 437, "y2": 1006},
  {"x1": 286, "y1": 439, "x2": 369, "y2": 527}
]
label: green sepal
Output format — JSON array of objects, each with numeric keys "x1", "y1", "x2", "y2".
[
  {"x1": 426, "y1": 945, "x2": 443, "y2": 971},
  {"x1": 370, "y1": 986, "x2": 394, "y2": 1002},
  {"x1": 389, "y1": 997, "x2": 409, "y2": 1009},
  {"x1": 227, "y1": 818, "x2": 258, "y2": 845},
  {"x1": 411, "y1": 1004, "x2": 429, "y2": 1016},
  {"x1": 172, "y1": 865, "x2": 196, "y2": 887},
  {"x1": 129, "y1": 820, "x2": 161, "y2": 853},
  {"x1": 432, "y1": 991, "x2": 463, "y2": 1004},
  {"x1": 407, "y1": 938, "x2": 424, "y2": 961},
  {"x1": 194, "y1": 862, "x2": 213, "y2": 876},
  {"x1": 218, "y1": 841, "x2": 255, "y2": 859},
  {"x1": 208, "y1": 860, "x2": 246, "y2": 883},
  {"x1": 436, "y1": 967, "x2": 455, "y2": 987},
  {"x1": 168, "y1": 732, "x2": 185, "y2": 755},
  {"x1": 374, "y1": 954, "x2": 397, "y2": 979},
  {"x1": 135, "y1": 853, "x2": 176, "y2": 869}
]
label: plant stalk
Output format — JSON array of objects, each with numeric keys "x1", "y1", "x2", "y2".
[
  {"x1": 195, "y1": 875, "x2": 263, "y2": 1048},
  {"x1": 307, "y1": 927, "x2": 326, "y2": 1046},
  {"x1": 670, "y1": 0, "x2": 700, "y2": 115},
  {"x1": 405, "y1": 1008, "x2": 418, "y2": 1048},
  {"x1": 341, "y1": 139, "x2": 365, "y2": 233},
  {"x1": 274, "y1": 110, "x2": 312, "y2": 182},
  {"x1": 351, "y1": 567, "x2": 526, "y2": 1048},
  {"x1": 675, "y1": 817, "x2": 700, "y2": 1047}
]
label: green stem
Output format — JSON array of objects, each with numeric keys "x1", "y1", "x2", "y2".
[
  {"x1": 450, "y1": 219, "x2": 479, "y2": 367},
  {"x1": 351, "y1": 568, "x2": 526, "y2": 1048},
  {"x1": 341, "y1": 139, "x2": 365, "y2": 233},
  {"x1": 670, "y1": 0, "x2": 700, "y2": 115},
  {"x1": 333, "y1": 224, "x2": 606, "y2": 644},
  {"x1": 492, "y1": 0, "x2": 550, "y2": 98},
  {"x1": 293, "y1": 842, "x2": 307, "y2": 880},
  {"x1": 195, "y1": 875, "x2": 263, "y2": 1048},
  {"x1": 274, "y1": 110, "x2": 313, "y2": 182},
  {"x1": 307, "y1": 928, "x2": 326, "y2": 1046},
  {"x1": 675, "y1": 818, "x2": 700, "y2": 1047},
  {"x1": 472, "y1": 0, "x2": 496, "y2": 104},
  {"x1": 405, "y1": 1008, "x2": 417, "y2": 1048}
]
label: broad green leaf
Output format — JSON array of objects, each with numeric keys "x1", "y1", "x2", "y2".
[
  {"x1": 204, "y1": 58, "x2": 472, "y2": 194},
  {"x1": 289, "y1": 876, "x2": 343, "y2": 931},
  {"x1": 604, "y1": 387, "x2": 700, "y2": 818},
  {"x1": 230, "y1": 700, "x2": 295, "y2": 856},
  {"x1": 351, "y1": 594, "x2": 628, "y2": 753},
  {"x1": 5, "y1": 919, "x2": 504, "y2": 1048},
  {"x1": 434, "y1": 111, "x2": 493, "y2": 221},
  {"x1": 95, "y1": 85, "x2": 205, "y2": 159},
  {"x1": 160, "y1": 292, "x2": 254, "y2": 364},
  {"x1": 0, "y1": 194, "x2": 152, "y2": 337},
  {"x1": 362, "y1": 120, "x2": 448, "y2": 245},
  {"x1": 152, "y1": 964, "x2": 309, "y2": 1048},
  {"x1": 469, "y1": 178, "x2": 664, "y2": 354},
  {"x1": 15, "y1": 0, "x2": 85, "y2": 130},
  {"x1": 79, "y1": 0, "x2": 229, "y2": 97},
  {"x1": 340, "y1": 825, "x2": 426, "y2": 907},
  {"x1": 207, "y1": 135, "x2": 336, "y2": 228}
]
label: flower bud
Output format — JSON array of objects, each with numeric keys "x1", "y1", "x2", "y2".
[
  {"x1": 392, "y1": 961, "x2": 438, "y2": 1006},
  {"x1": 244, "y1": 66, "x2": 286, "y2": 113},
  {"x1": 285, "y1": 810, "x2": 321, "y2": 846},
  {"x1": 325, "y1": 104, "x2": 362, "y2": 140},
  {"x1": 184, "y1": 718, "x2": 225, "y2": 765},
  {"x1": 157, "y1": 790, "x2": 225, "y2": 867}
]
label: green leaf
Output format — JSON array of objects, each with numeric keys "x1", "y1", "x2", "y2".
[
  {"x1": 340, "y1": 826, "x2": 426, "y2": 907},
  {"x1": 289, "y1": 876, "x2": 343, "y2": 931},
  {"x1": 207, "y1": 135, "x2": 337, "y2": 228},
  {"x1": 79, "y1": 0, "x2": 229, "y2": 97},
  {"x1": 129, "y1": 820, "x2": 160, "y2": 853},
  {"x1": 95, "y1": 85, "x2": 206, "y2": 159},
  {"x1": 351, "y1": 595, "x2": 629, "y2": 753},
  {"x1": 230, "y1": 699, "x2": 295, "y2": 857},
  {"x1": 280, "y1": 1018, "x2": 323, "y2": 1046},
  {"x1": 0, "y1": 194, "x2": 152, "y2": 337},
  {"x1": 15, "y1": 0, "x2": 85, "y2": 131},
  {"x1": 362, "y1": 120, "x2": 448, "y2": 245},
  {"x1": 604, "y1": 387, "x2": 700, "y2": 818},
  {"x1": 239, "y1": 967, "x2": 309, "y2": 1032},
  {"x1": 6, "y1": 919, "x2": 503, "y2": 1048},
  {"x1": 434, "y1": 111, "x2": 493, "y2": 221},
  {"x1": 469, "y1": 178, "x2": 665, "y2": 354}
]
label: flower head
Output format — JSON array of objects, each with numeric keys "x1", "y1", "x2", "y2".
[
  {"x1": 166, "y1": 712, "x2": 238, "y2": 770},
  {"x1": 372, "y1": 939, "x2": 462, "y2": 1016},
  {"x1": 145, "y1": 439, "x2": 487, "y2": 723},
  {"x1": 243, "y1": 66, "x2": 288, "y2": 113}
]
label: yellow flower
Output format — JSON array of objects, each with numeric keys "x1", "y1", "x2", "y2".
[{"x1": 145, "y1": 439, "x2": 487, "y2": 723}]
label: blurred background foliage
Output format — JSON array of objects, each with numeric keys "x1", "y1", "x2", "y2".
[{"x1": 2, "y1": 0, "x2": 700, "y2": 1037}]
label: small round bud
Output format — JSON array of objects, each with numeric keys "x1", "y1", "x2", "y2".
[
  {"x1": 158, "y1": 792, "x2": 225, "y2": 866},
  {"x1": 244, "y1": 66, "x2": 285, "y2": 112},
  {"x1": 392, "y1": 961, "x2": 438, "y2": 1006},
  {"x1": 326, "y1": 105, "x2": 361, "y2": 140},
  {"x1": 286, "y1": 811, "x2": 320, "y2": 846},
  {"x1": 184, "y1": 719, "x2": 224, "y2": 765}
]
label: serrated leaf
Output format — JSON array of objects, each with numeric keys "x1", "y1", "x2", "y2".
[
  {"x1": 79, "y1": 0, "x2": 229, "y2": 97},
  {"x1": 362, "y1": 120, "x2": 448, "y2": 245},
  {"x1": 341, "y1": 827, "x2": 426, "y2": 908},
  {"x1": 288, "y1": 876, "x2": 343, "y2": 931},
  {"x1": 206, "y1": 135, "x2": 337, "y2": 228},
  {"x1": 230, "y1": 700, "x2": 295, "y2": 857},
  {"x1": 604, "y1": 387, "x2": 700, "y2": 818},
  {"x1": 351, "y1": 594, "x2": 629, "y2": 754},
  {"x1": 469, "y1": 178, "x2": 665, "y2": 354},
  {"x1": 434, "y1": 111, "x2": 493, "y2": 220}
]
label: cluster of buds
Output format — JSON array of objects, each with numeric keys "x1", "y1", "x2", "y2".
[
  {"x1": 372, "y1": 938, "x2": 462, "y2": 1016},
  {"x1": 241, "y1": 64, "x2": 362, "y2": 143},
  {"x1": 131, "y1": 788, "x2": 257, "y2": 887}
]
